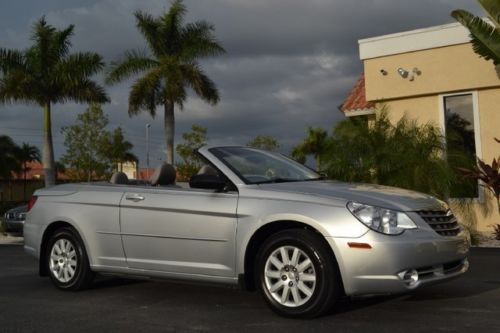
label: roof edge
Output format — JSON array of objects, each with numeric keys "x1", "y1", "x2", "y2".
[
  {"x1": 359, "y1": 21, "x2": 472, "y2": 60},
  {"x1": 343, "y1": 108, "x2": 376, "y2": 117}
]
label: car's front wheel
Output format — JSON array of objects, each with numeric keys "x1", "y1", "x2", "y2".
[
  {"x1": 256, "y1": 229, "x2": 341, "y2": 318},
  {"x1": 46, "y1": 227, "x2": 94, "y2": 290}
]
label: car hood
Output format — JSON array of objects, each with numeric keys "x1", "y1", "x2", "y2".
[{"x1": 257, "y1": 181, "x2": 444, "y2": 212}]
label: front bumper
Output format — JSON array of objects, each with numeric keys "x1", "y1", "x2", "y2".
[{"x1": 327, "y1": 229, "x2": 470, "y2": 296}]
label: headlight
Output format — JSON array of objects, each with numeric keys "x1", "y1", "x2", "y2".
[{"x1": 347, "y1": 201, "x2": 417, "y2": 235}]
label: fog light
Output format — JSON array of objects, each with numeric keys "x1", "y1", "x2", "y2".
[{"x1": 399, "y1": 269, "x2": 419, "y2": 287}]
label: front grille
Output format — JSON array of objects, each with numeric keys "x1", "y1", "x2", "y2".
[{"x1": 416, "y1": 210, "x2": 461, "y2": 237}]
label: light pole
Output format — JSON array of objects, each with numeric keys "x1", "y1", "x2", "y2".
[{"x1": 146, "y1": 123, "x2": 151, "y2": 180}]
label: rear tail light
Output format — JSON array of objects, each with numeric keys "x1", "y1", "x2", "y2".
[{"x1": 27, "y1": 195, "x2": 38, "y2": 212}]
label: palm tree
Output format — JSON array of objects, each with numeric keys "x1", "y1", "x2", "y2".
[
  {"x1": 106, "y1": 0, "x2": 225, "y2": 164},
  {"x1": 0, "y1": 17, "x2": 109, "y2": 187},
  {"x1": 108, "y1": 127, "x2": 138, "y2": 172},
  {"x1": 0, "y1": 135, "x2": 21, "y2": 180},
  {"x1": 17, "y1": 143, "x2": 41, "y2": 200},
  {"x1": 291, "y1": 127, "x2": 329, "y2": 171},
  {"x1": 452, "y1": 0, "x2": 500, "y2": 75}
]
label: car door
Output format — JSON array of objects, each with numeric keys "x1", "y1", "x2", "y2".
[{"x1": 119, "y1": 186, "x2": 238, "y2": 277}]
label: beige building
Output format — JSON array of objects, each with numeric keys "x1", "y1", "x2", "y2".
[{"x1": 342, "y1": 22, "x2": 499, "y2": 232}]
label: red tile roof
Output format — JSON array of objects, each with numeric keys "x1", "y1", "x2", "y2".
[
  {"x1": 137, "y1": 168, "x2": 156, "y2": 180},
  {"x1": 340, "y1": 74, "x2": 375, "y2": 113}
]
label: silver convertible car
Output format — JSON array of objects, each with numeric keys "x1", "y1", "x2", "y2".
[{"x1": 24, "y1": 146, "x2": 470, "y2": 318}]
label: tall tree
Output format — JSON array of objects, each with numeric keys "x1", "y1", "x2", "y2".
[
  {"x1": 107, "y1": 127, "x2": 138, "y2": 172},
  {"x1": 17, "y1": 143, "x2": 41, "y2": 200},
  {"x1": 176, "y1": 124, "x2": 208, "y2": 180},
  {"x1": 452, "y1": 0, "x2": 500, "y2": 75},
  {"x1": 61, "y1": 105, "x2": 136, "y2": 181},
  {"x1": 0, "y1": 135, "x2": 21, "y2": 180},
  {"x1": 291, "y1": 127, "x2": 329, "y2": 171},
  {"x1": 0, "y1": 17, "x2": 109, "y2": 187},
  {"x1": 247, "y1": 135, "x2": 280, "y2": 151},
  {"x1": 106, "y1": 0, "x2": 225, "y2": 165},
  {"x1": 61, "y1": 104, "x2": 112, "y2": 181}
]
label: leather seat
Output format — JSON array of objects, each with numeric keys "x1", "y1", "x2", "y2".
[
  {"x1": 150, "y1": 163, "x2": 177, "y2": 186},
  {"x1": 110, "y1": 172, "x2": 129, "y2": 185},
  {"x1": 197, "y1": 164, "x2": 218, "y2": 176}
]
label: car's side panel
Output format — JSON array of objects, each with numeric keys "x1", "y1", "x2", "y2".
[
  {"x1": 119, "y1": 187, "x2": 238, "y2": 277},
  {"x1": 26, "y1": 187, "x2": 126, "y2": 268},
  {"x1": 234, "y1": 188, "x2": 369, "y2": 276}
]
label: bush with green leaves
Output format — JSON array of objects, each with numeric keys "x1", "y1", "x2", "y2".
[
  {"x1": 318, "y1": 110, "x2": 470, "y2": 200},
  {"x1": 176, "y1": 124, "x2": 208, "y2": 181},
  {"x1": 61, "y1": 104, "x2": 135, "y2": 181},
  {"x1": 247, "y1": 135, "x2": 280, "y2": 151}
]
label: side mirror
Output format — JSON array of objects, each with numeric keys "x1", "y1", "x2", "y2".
[{"x1": 189, "y1": 174, "x2": 226, "y2": 191}]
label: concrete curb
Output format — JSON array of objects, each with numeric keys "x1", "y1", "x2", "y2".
[{"x1": 0, "y1": 236, "x2": 24, "y2": 245}]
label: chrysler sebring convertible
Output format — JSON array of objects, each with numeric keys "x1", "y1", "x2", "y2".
[{"x1": 24, "y1": 146, "x2": 470, "y2": 318}]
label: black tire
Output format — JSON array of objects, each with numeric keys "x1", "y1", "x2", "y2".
[
  {"x1": 255, "y1": 229, "x2": 341, "y2": 318},
  {"x1": 46, "y1": 227, "x2": 95, "y2": 290}
]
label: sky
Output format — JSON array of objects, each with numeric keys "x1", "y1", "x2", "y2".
[{"x1": 0, "y1": 0, "x2": 481, "y2": 167}]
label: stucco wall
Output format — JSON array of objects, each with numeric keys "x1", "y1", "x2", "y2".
[
  {"x1": 381, "y1": 95, "x2": 440, "y2": 125},
  {"x1": 364, "y1": 43, "x2": 500, "y2": 101}
]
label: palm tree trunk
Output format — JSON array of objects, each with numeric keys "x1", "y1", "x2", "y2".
[
  {"x1": 42, "y1": 103, "x2": 56, "y2": 187},
  {"x1": 23, "y1": 162, "x2": 27, "y2": 201},
  {"x1": 164, "y1": 101, "x2": 175, "y2": 165}
]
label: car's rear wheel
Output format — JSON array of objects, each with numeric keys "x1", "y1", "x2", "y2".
[
  {"x1": 256, "y1": 229, "x2": 341, "y2": 318},
  {"x1": 46, "y1": 227, "x2": 94, "y2": 290}
]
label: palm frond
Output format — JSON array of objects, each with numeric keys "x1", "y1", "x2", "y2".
[
  {"x1": 0, "y1": 49, "x2": 25, "y2": 74},
  {"x1": 159, "y1": 0, "x2": 187, "y2": 55},
  {"x1": 51, "y1": 24, "x2": 75, "y2": 60},
  {"x1": 161, "y1": 0, "x2": 186, "y2": 32},
  {"x1": 479, "y1": 0, "x2": 500, "y2": 28},
  {"x1": 106, "y1": 50, "x2": 158, "y2": 84},
  {"x1": 56, "y1": 52, "x2": 105, "y2": 83},
  {"x1": 128, "y1": 68, "x2": 163, "y2": 117},
  {"x1": 0, "y1": 69, "x2": 40, "y2": 105},
  {"x1": 30, "y1": 17, "x2": 56, "y2": 72},
  {"x1": 181, "y1": 21, "x2": 226, "y2": 60},
  {"x1": 180, "y1": 63, "x2": 219, "y2": 104},
  {"x1": 452, "y1": 9, "x2": 500, "y2": 64},
  {"x1": 60, "y1": 78, "x2": 109, "y2": 104},
  {"x1": 134, "y1": 11, "x2": 165, "y2": 57}
]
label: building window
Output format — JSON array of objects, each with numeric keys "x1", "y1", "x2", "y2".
[{"x1": 442, "y1": 93, "x2": 480, "y2": 198}]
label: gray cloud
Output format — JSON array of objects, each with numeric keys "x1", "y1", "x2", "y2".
[{"x1": 0, "y1": 0, "x2": 481, "y2": 166}]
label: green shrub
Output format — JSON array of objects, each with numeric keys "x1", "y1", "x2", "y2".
[
  {"x1": 322, "y1": 109, "x2": 464, "y2": 200},
  {"x1": 492, "y1": 224, "x2": 500, "y2": 241}
]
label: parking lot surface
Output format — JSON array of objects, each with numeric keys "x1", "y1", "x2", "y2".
[{"x1": 0, "y1": 245, "x2": 499, "y2": 332}]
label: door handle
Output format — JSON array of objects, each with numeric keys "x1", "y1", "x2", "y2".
[{"x1": 125, "y1": 194, "x2": 145, "y2": 202}]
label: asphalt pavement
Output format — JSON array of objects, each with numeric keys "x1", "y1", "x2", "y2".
[{"x1": 0, "y1": 245, "x2": 499, "y2": 333}]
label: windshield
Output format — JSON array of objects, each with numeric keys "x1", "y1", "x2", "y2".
[{"x1": 209, "y1": 147, "x2": 321, "y2": 184}]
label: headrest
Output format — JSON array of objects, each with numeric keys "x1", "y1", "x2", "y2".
[
  {"x1": 150, "y1": 163, "x2": 176, "y2": 186},
  {"x1": 197, "y1": 164, "x2": 218, "y2": 176},
  {"x1": 110, "y1": 172, "x2": 129, "y2": 185}
]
